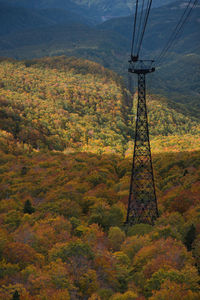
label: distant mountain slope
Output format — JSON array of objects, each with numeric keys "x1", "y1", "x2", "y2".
[
  {"x1": 0, "y1": 57, "x2": 199, "y2": 153},
  {"x1": 0, "y1": 1, "x2": 199, "y2": 112},
  {"x1": 1, "y1": 1, "x2": 199, "y2": 61},
  {"x1": 99, "y1": 0, "x2": 200, "y2": 55},
  {"x1": 2, "y1": 0, "x2": 177, "y2": 22},
  {"x1": 0, "y1": 23, "x2": 129, "y2": 71},
  {"x1": 150, "y1": 53, "x2": 200, "y2": 112},
  {"x1": 0, "y1": 4, "x2": 53, "y2": 35},
  {"x1": 0, "y1": 2, "x2": 90, "y2": 36},
  {"x1": 99, "y1": 0, "x2": 200, "y2": 109}
]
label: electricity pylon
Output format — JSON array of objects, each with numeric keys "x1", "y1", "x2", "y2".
[{"x1": 126, "y1": 60, "x2": 159, "y2": 225}]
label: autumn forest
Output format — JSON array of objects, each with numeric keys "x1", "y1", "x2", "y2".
[{"x1": 0, "y1": 54, "x2": 199, "y2": 300}]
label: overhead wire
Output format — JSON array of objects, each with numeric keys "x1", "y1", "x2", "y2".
[
  {"x1": 156, "y1": 0, "x2": 193, "y2": 64},
  {"x1": 131, "y1": 0, "x2": 139, "y2": 58},
  {"x1": 156, "y1": 0, "x2": 199, "y2": 65},
  {"x1": 135, "y1": 0, "x2": 145, "y2": 55},
  {"x1": 136, "y1": 0, "x2": 153, "y2": 57},
  {"x1": 130, "y1": 0, "x2": 153, "y2": 61},
  {"x1": 130, "y1": 0, "x2": 198, "y2": 66}
]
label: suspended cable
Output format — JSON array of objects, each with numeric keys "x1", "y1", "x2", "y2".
[
  {"x1": 131, "y1": 0, "x2": 139, "y2": 59},
  {"x1": 156, "y1": 0, "x2": 199, "y2": 65},
  {"x1": 136, "y1": 0, "x2": 153, "y2": 57},
  {"x1": 157, "y1": 0, "x2": 194, "y2": 64},
  {"x1": 135, "y1": 0, "x2": 145, "y2": 55}
]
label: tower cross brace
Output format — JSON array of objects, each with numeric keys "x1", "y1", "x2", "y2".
[{"x1": 126, "y1": 63, "x2": 159, "y2": 225}]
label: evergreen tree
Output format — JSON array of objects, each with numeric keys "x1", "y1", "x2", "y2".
[
  {"x1": 13, "y1": 291, "x2": 20, "y2": 300},
  {"x1": 21, "y1": 166, "x2": 28, "y2": 175},
  {"x1": 23, "y1": 199, "x2": 35, "y2": 214},
  {"x1": 184, "y1": 224, "x2": 196, "y2": 251}
]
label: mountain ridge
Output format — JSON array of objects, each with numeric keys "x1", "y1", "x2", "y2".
[{"x1": 1, "y1": 0, "x2": 178, "y2": 23}]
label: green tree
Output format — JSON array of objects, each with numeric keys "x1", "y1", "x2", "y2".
[
  {"x1": 12, "y1": 290, "x2": 20, "y2": 300},
  {"x1": 184, "y1": 224, "x2": 196, "y2": 251},
  {"x1": 108, "y1": 227, "x2": 125, "y2": 251},
  {"x1": 23, "y1": 200, "x2": 35, "y2": 214}
]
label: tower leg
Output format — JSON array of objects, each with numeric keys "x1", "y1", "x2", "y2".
[{"x1": 126, "y1": 73, "x2": 158, "y2": 225}]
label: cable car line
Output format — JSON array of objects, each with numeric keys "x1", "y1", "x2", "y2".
[
  {"x1": 131, "y1": 0, "x2": 139, "y2": 60},
  {"x1": 130, "y1": 0, "x2": 153, "y2": 63},
  {"x1": 135, "y1": 0, "x2": 145, "y2": 57},
  {"x1": 136, "y1": 0, "x2": 153, "y2": 57},
  {"x1": 156, "y1": 0, "x2": 195, "y2": 64},
  {"x1": 156, "y1": 0, "x2": 199, "y2": 65}
]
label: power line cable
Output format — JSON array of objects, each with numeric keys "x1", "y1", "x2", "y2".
[
  {"x1": 157, "y1": 0, "x2": 194, "y2": 63},
  {"x1": 135, "y1": 0, "x2": 145, "y2": 55},
  {"x1": 136, "y1": 0, "x2": 153, "y2": 57},
  {"x1": 156, "y1": 0, "x2": 199, "y2": 65},
  {"x1": 131, "y1": 0, "x2": 139, "y2": 58}
]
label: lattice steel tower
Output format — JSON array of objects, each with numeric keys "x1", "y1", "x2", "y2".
[{"x1": 126, "y1": 60, "x2": 159, "y2": 225}]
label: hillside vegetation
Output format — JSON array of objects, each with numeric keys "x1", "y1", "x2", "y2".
[
  {"x1": 0, "y1": 56, "x2": 200, "y2": 299},
  {"x1": 0, "y1": 57, "x2": 132, "y2": 153},
  {"x1": 0, "y1": 57, "x2": 199, "y2": 154},
  {"x1": 0, "y1": 129, "x2": 200, "y2": 299}
]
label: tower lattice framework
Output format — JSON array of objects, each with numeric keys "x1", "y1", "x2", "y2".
[{"x1": 126, "y1": 66, "x2": 159, "y2": 225}]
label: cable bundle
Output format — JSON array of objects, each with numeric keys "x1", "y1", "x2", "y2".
[
  {"x1": 129, "y1": 0, "x2": 199, "y2": 65},
  {"x1": 156, "y1": 0, "x2": 199, "y2": 66},
  {"x1": 130, "y1": 0, "x2": 153, "y2": 61}
]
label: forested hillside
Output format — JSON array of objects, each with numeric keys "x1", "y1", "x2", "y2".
[
  {"x1": 0, "y1": 57, "x2": 132, "y2": 153},
  {"x1": 0, "y1": 56, "x2": 200, "y2": 299},
  {"x1": 0, "y1": 1, "x2": 199, "y2": 111},
  {"x1": 0, "y1": 57, "x2": 199, "y2": 153},
  {"x1": 0, "y1": 129, "x2": 200, "y2": 299}
]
